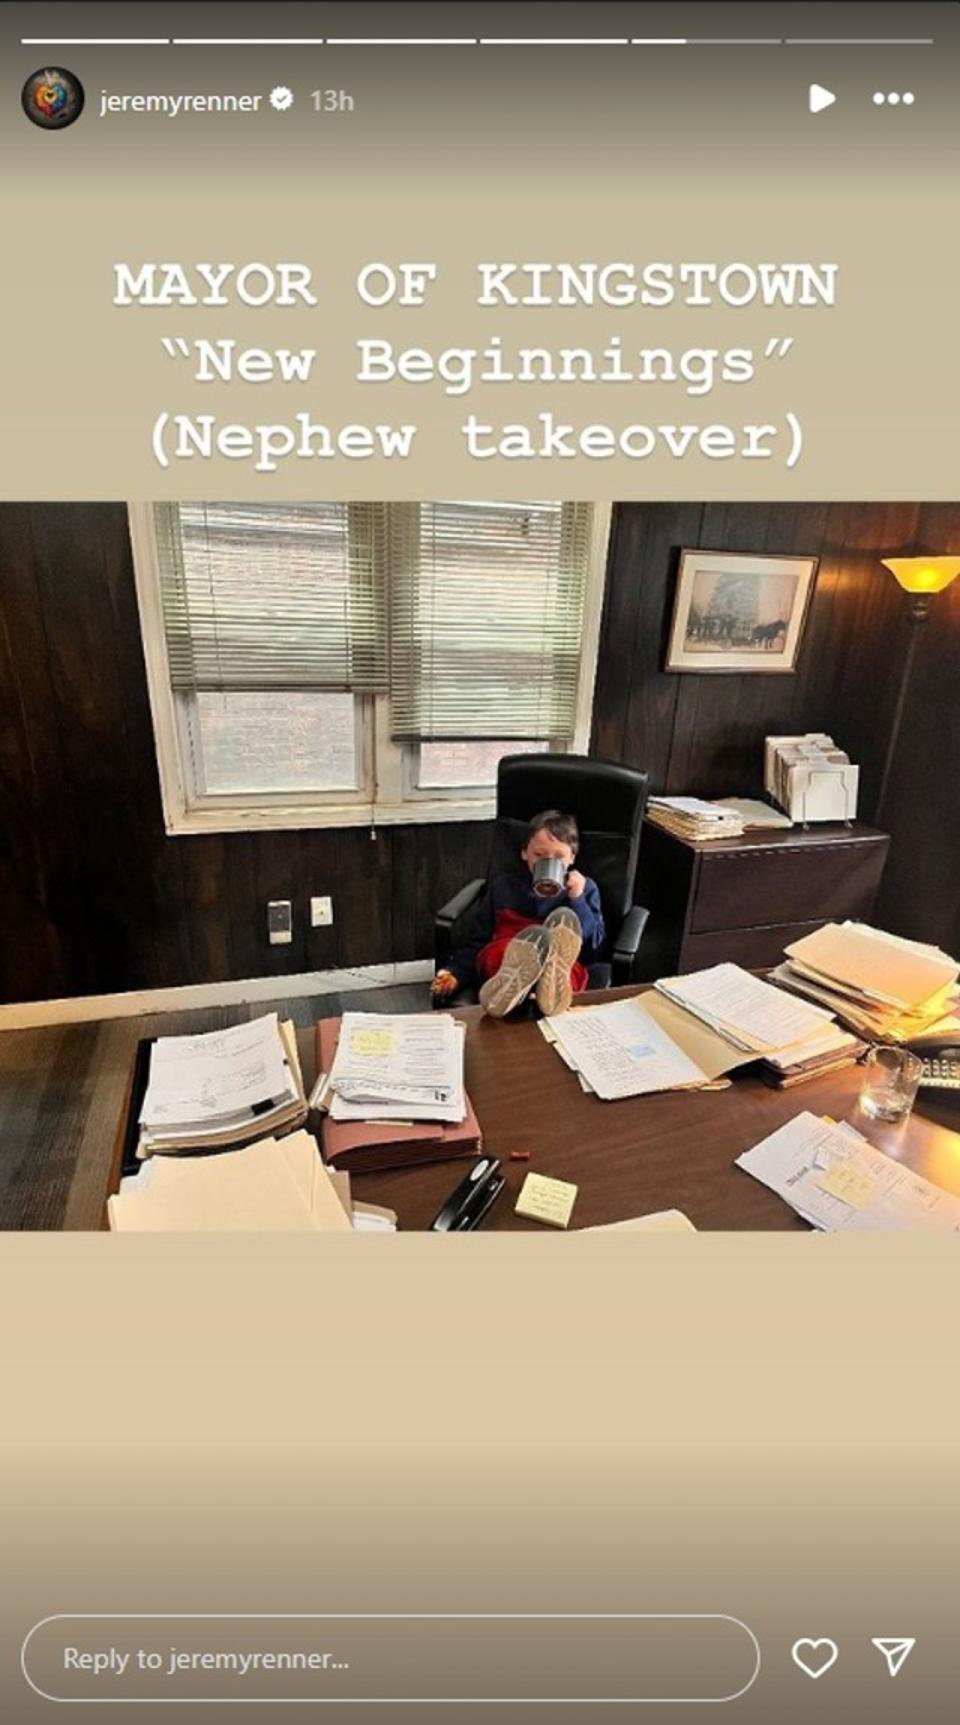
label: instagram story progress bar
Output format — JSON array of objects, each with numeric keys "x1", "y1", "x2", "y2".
[
  {"x1": 19, "y1": 36, "x2": 940, "y2": 47},
  {"x1": 17, "y1": 7, "x2": 942, "y2": 137}
]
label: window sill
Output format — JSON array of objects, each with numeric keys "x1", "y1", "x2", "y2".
[{"x1": 163, "y1": 797, "x2": 497, "y2": 835}]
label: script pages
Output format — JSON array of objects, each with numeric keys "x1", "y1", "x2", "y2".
[
  {"x1": 540, "y1": 995, "x2": 715, "y2": 1101},
  {"x1": 736, "y1": 1113, "x2": 960, "y2": 1232},
  {"x1": 653, "y1": 963, "x2": 832, "y2": 1054},
  {"x1": 326, "y1": 1012, "x2": 466, "y2": 1123},
  {"x1": 138, "y1": 1014, "x2": 307, "y2": 1156},
  {"x1": 541, "y1": 964, "x2": 851, "y2": 1101}
]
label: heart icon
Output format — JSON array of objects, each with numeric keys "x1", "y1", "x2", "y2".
[{"x1": 792, "y1": 1638, "x2": 839, "y2": 1679}]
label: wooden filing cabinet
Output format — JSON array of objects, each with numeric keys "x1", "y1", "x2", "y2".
[{"x1": 635, "y1": 820, "x2": 890, "y2": 980}]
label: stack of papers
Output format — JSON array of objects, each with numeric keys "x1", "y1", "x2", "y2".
[
  {"x1": 540, "y1": 987, "x2": 755, "y2": 1102},
  {"x1": 654, "y1": 962, "x2": 834, "y2": 1055},
  {"x1": 760, "y1": 1022, "x2": 866, "y2": 1088},
  {"x1": 714, "y1": 797, "x2": 793, "y2": 831},
  {"x1": 540, "y1": 962, "x2": 847, "y2": 1103},
  {"x1": 646, "y1": 796, "x2": 745, "y2": 842},
  {"x1": 771, "y1": 922, "x2": 960, "y2": 1043},
  {"x1": 315, "y1": 1016, "x2": 481, "y2": 1171},
  {"x1": 138, "y1": 1014, "x2": 307, "y2": 1158},
  {"x1": 326, "y1": 1012, "x2": 466, "y2": 1124},
  {"x1": 108, "y1": 1131, "x2": 393, "y2": 1232},
  {"x1": 736, "y1": 1112, "x2": 960, "y2": 1231}
]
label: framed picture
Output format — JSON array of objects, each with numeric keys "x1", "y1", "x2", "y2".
[{"x1": 665, "y1": 549, "x2": 819, "y2": 673}]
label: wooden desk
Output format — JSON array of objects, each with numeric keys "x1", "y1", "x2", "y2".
[{"x1": 298, "y1": 988, "x2": 960, "y2": 1232}]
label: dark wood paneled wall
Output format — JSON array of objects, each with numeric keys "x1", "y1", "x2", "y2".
[
  {"x1": 0, "y1": 504, "x2": 490, "y2": 1004},
  {"x1": 1, "y1": 500, "x2": 957, "y2": 1004},
  {"x1": 593, "y1": 502, "x2": 960, "y2": 956}
]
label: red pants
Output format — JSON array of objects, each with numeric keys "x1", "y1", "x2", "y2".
[{"x1": 476, "y1": 908, "x2": 589, "y2": 993}]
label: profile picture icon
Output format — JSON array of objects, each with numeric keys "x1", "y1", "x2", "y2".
[{"x1": 21, "y1": 66, "x2": 85, "y2": 130}]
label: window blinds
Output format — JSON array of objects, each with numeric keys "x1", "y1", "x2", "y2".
[
  {"x1": 389, "y1": 501, "x2": 593, "y2": 741},
  {"x1": 154, "y1": 502, "x2": 388, "y2": 693}
]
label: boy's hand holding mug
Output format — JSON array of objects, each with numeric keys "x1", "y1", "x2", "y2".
[{"x1": 565, "y1": 869, "x2": 586, "y2": 899}]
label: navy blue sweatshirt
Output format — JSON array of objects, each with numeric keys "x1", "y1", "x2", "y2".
[{"x1": 447, "y1": 871, "x2": 606, "y2": 987}]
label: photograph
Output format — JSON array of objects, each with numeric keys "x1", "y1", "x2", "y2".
[
  {"x1": 0, "y1": 499, "x2": 957, "y2": 1236},
  {"x1": 665, "y1": 549, "x2": 819, "y2": 672}
]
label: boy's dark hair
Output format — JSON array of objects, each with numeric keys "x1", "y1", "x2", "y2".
[{"x1": 525, "y1": 808, "x2": 579, "y2": 853}]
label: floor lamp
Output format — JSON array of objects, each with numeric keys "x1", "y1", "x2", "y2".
[{"x1": 875, "y1": 557, "x2": 960, "y2": 824}]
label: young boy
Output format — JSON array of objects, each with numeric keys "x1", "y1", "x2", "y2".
[{"x1": 431, "y1": 809, "x2": 605, "y2": 1017}]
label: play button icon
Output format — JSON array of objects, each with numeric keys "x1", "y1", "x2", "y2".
[{"x1": 809, "y1": 84, "x2": 837, "y2": 114}]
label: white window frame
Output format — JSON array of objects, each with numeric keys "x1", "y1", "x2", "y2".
[{"x1": 129, "y1": 501, "x2": 611, "y2": 835}]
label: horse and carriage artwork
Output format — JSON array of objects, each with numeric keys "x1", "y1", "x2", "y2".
[{"x1": 665, "y1": 549, "x2": 819, "y2": 674}]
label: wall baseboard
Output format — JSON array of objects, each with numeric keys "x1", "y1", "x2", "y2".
[{"x1": 0, "y1": 961, "x2": 435, "y2": 1032}]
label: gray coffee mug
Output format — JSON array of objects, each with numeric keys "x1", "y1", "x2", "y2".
[{"x1": 531, "y1": 856, "x2": 568, "y2": 899}]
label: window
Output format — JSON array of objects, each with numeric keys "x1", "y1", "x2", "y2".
[
  {"x1": 130, "y1": 501, "x2": 609, "y2": 833},
  {"x1": 416, "y1": 739, "x2": 546, "y2": 791},
  {"x1": 186, "y1": 691, "x2": 361, "y2": 795}
]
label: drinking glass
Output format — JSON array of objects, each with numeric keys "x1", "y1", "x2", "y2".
[{"x1": 859, "y1": 1045, "x2": 923, "y2": 1122}]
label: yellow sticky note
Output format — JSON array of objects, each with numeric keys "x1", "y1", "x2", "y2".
[
  {"x1": 816, "y1": 1163, "x2": 877, "y2": 1210},
  {"x1": 349, "y1": 1028, "x2": 396, "y2": 1057},
  {"x1": 515, "y1": 1172, "x2": 578, "y2": 1230}
]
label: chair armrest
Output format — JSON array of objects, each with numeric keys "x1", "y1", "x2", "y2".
[
  {"x1": 437, "y1": 878, "x2": 486, "y2": 929},
  {"x1": 435, "y1": 878, "x2": 486, "y2": 969},
  {"x1": 611, "y1": 904, "x2": 650, "y2": 984}
]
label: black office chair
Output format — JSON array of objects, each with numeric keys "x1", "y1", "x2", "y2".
[{"x1": 435, "y1": 753, "x2": 650, "y2": 1000}]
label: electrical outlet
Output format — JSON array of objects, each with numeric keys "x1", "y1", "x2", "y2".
[
  {"x1": 267, "y1": 900, "x2": 293, "y2": 945},
  {"x1": 310, "y1": 895, "x2": 334, "y2": 928}
]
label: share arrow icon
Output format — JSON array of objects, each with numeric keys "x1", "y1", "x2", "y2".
[{"x1": 871, "y1": 1638, "x2": 916, "y2": 1678}]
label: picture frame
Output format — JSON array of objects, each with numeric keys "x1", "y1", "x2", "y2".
[{"x1": 664, "y1": 549, "x2": 819, "y2": 674}]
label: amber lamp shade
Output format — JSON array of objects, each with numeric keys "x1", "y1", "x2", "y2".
[{"x1": 881, "y1": 557, "x2": 960, "y2": 616}]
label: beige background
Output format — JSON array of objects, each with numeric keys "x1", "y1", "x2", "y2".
[
  {"x1": 4, "y1": 27, "x2": 957, "y2": 498},
  {"x1": 2, "y1": 1235, "x2": 955, "y2": 1720}
]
